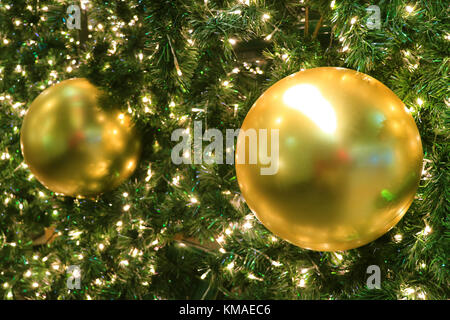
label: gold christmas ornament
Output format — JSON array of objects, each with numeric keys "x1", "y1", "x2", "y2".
[
  {"x1": 235, "y1": 67, "x2": 423, "y2": 251},
  {"x1": 20, "y1": 78, "x2": 141, "y2": 198}
]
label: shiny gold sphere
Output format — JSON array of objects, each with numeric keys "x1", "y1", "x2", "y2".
[
  {"x1": 235, "y1": 67, "x2": 423, "y2": 251},
  {"x1": 20, "y1": 78, "x2": 141, "y2": 198}
]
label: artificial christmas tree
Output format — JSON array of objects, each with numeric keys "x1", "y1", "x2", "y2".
[{"x1": 0, "y1": 0, "x2": 448, "y2": 301}]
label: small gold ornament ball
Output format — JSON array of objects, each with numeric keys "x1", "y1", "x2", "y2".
[
  {"x1": 235, "y1": 67, "x2": 423, "y2": 251},
  {"x1": 20, "y1": 78, "x2": 141, "y2": 198}
]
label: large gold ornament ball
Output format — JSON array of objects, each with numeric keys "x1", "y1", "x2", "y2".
[
  {"x1": 20, "y1": 78, "x2": 141, "y2": 198},
  {"x1": 235, "y1": 67, "x2": 423, "y2": 251}
]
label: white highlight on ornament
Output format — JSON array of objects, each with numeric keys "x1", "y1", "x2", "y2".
[{"x1": 283, "y1": 84, "x2": 337, "y2": 134}]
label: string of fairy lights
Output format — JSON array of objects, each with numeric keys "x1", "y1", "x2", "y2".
[{"x1": 0, "y1": 0, "x2": 444, "y2": 300}]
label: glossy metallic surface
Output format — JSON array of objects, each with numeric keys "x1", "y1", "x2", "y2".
[
  {"x1": 236, "y1": 67, "x2": 423, "y2": 251},
  {"x1": 20, "y1": 78, "x2": 141, "y2": 198}
]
